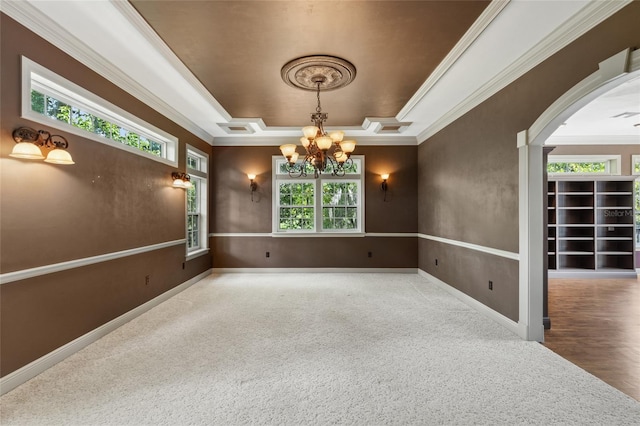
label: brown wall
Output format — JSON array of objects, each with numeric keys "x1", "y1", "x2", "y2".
[
  {"x1": 211, "y1": 145, "x2": 418, "y2": 268},
  {"x1": 419, "y1": 239, "x2": 519, "y2": 321},
  {"x1": 417, "y1": 2, "x2": 640, "y2": 320},
  {"x1": 549, "y1": 145, "x2": 640, "y2": 176},
  {"x1": 0, "y1": 15, "x2": 212, "y2": 376}
]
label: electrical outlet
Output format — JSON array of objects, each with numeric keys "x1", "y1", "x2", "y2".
[
  {"x1": 488, "y1": 280, "x2": 493, "y2": 290},
  {"x1": 368, "y1": 251, "x2": 372, "y2": 258},
  {"x1": 145, "y1": 275, "x2": 150, "y2": 285},
  {"x1": 266, "y1": 252, "x2": 270, "y2": 258}
]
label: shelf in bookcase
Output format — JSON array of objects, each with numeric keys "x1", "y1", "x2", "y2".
[
  {"x1": 557, "y1": 207, "x2": 593, "y2": 210},
  {"x1": 558, "y1": 251, "x2": 595, "y2": 255},
  {"x1": 557, "y1": 192, "x2": 594, "y2": 195},
  {"x1": 597, "y1": 192, "x2": 633, "y2": 195},
  {"x1": 557, "y1": 237, "x2": 593, "y2": 241},
  {"x1": 596, "y1": 206, "x2": 632, "y2": 210},
  {"x1": 596, "y1": 237, "x2": 633, "y2": 241},
  {"x1": 598, "y1": 251, "x2": 633, "y2": 255}
]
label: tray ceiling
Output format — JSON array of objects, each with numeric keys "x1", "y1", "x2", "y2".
[{"x1": 1, "y1": 1, "x2": 635, "y2": 144}]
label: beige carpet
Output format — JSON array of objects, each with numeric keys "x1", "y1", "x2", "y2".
[{"x1": 1, "y1": 273, "x2": 639, "y2": 425}]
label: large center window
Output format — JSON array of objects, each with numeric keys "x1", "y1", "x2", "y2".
[{"x1": 272, "y1": 156, "x2": 364, "y2": 234}]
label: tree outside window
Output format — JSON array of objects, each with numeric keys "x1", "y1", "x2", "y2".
[{"x1": 187, "y1": 179, "x2": 200, "y2": 250}]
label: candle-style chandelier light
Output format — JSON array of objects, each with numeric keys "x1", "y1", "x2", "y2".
[{"x1": 279, "y1": 55, "x2": 357, "y2": 178}]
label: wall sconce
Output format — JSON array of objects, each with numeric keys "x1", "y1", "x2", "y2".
[
  {"x1": 10, "y1": 127, "x2": 75, "y2": 164},
  {"x1": 381, "y1": 174, "x2": 389, "y2": 201},
  {"x1": 248, "y1": 174, "x2": 257, "y2": 202},
  {"x1": 171, "y1": 172, "x2": 192, "y2": 189}
]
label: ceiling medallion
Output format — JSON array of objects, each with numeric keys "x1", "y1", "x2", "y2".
[
  {"x1": 279, "y1": 55, "x2": 357, "y2": 178},
  {"x1": 281, "y1": 55, "x2": 356, "y2": 91}
]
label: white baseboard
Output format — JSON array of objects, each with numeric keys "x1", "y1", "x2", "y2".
[
  {"x1": 417, "y1": 269, "x2": 520, "y2": 336},
  {"x1": 212, "y1": 268, "x2": 419, "y2": 274},
  {"x1": 0, "y1": 269, "x2": 212, "y2": 396}
]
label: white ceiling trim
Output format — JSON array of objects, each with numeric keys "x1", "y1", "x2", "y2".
[
  {"x1": 112, "y1": 1, "x2": 232, "y2": 124},
  {"x1": 546, "y1": 136, "x2": 640, "y2": 146},
  {"x1": 0, "y1": 0, "x2": 216, "y2": 143},
  {"x1": 211, "y1": 136, "x2": 418, "y2": 147},
  {"x1": 414, "y1": 0, "x2": 632, "y2": 144},
  {"x1": 397, "y1": 0, "x2": 510, "y2": 120}
]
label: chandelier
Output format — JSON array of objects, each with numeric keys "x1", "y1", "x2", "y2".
[{"x1": 279, "y1": 55, "x2": 357, "y2": 178}]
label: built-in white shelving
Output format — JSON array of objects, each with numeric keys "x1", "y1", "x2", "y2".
[{"x1": 547, "y1": 178, "x2": 636, "y2": 277}]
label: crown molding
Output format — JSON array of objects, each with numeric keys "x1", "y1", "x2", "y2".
[
  {"x1": 398, "y1": 0, "x2": 510, "y2": 120},
  {"x1": 211, "y1": 135, "x2": 418, "y2": 147},
  {"x1": 1, "y1": 0, "x2": 215, "y2": 144},
  {"x1": 546, "y1": 135, "x2": 640, "y2": 146},
  {"x1": 416, "y1": 0, "x2": 632, "y2": 144},
  {"x1": 112, "y1": 0, "x2": 232, "y2": 124}
]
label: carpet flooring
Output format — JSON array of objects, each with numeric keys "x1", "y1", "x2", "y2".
[{"x1": 1, "y1": 273, "x2": 639, "y2": 425}]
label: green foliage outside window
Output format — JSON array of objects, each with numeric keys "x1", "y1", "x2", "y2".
[
  {"x1": 322, "y1": 182, "x2": 358, "y2": 230},
  {"x1": 547, "y1": 162, "x2": 606, "y2": 173},
  {"x1": 277, "y1": 159, "x2": 359, "y2": 175},
  {"x1": 635, "y1": 162, "x2": 640, "y2": 174},
  {"x1": 31, "y1": 89, "x2": 163, "y2": 157},
  {"x1": 187, "y1": 154, "x2": 200, "y2": 170},
  {"x1": 187, "y1": 180, "x2": 199, "y2": 249},
  {"x1": 278, "y1": 182, "x2": 314, "y2": 230}
]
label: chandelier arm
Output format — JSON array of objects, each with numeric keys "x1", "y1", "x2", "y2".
[{"x1": 286, "y1": 162, "x2": 305, "y2": 178}]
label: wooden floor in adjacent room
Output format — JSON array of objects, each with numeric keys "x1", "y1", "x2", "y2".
[{"x1": 544, "y1": 276, "x2": 640, "y2": 401}]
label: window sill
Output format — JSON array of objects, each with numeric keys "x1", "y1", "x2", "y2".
[
  {"x1": 186, "y1": 248, "x2": 210, "y2": 261},
  {"x1": 271, "y1": 232, "x2": 365, "y2": 238}
]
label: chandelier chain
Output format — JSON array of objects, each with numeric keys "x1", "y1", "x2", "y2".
[{"x1": 316, "y1": 82, "x2": 322, "y2": 114}]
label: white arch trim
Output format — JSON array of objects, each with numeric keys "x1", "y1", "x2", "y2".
[{"x1": 517, "y1": 48, "x2": 639, "y2": 342}]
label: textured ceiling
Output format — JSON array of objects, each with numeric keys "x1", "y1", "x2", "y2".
[{"x1": 130, "y1": 1, "x2": 490, "y2": 128}]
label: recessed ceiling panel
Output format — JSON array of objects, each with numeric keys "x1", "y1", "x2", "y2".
[{"x1": 130, "y1": 0, "x2": 490, "y2": 128}]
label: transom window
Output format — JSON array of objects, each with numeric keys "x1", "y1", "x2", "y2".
[
  {"x1": 547, "y1": 155, "x2": 621, "y2": 175},
  {"x1": 272, "y1": 156, "x2": 364, "y2": 234},
  {"x1": 21, "y1": 56, "x2": 177, "y2": 166}
]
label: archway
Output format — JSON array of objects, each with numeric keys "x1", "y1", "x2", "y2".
[{"x1": 517, "y1": 48, "x2": 640, "y2": 341}]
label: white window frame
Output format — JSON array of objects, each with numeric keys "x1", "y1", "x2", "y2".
[
  {"x1": 632, "y1": 155, "x2": 640, "y2": 176},
  {"x1": 186, "y1": 145, "x2": 209, "y2": 259},
  {"x1": 272, "y1": 155, "x2": 365, "y2": 236},
  {"x1": 547, "y1": 154, "x2": 621, "y2": 176},
  {"x1": 21, "y1": 56, "x2": 178, "y2": 166}
]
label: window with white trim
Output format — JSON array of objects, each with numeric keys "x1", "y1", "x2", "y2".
[
  {"x1": 547, "y1": 155, "x2": 621, "y2": 175},
  {"x1": 186, "y1": 147, "x2": 208, "y2": 255},
  {"x1": 632, "y1": 155, "x2": 640, "y2": 175},
  {"x1": 21, "y1": 56, "x2": 177, "y2": 166},
  {"x1": 272, "y1": 156, "x2": 364, "y2": 234}
]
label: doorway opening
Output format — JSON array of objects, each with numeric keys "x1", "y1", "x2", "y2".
[{"x1": 520, "y1": 48, "x2": 639, "y2": 400}]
